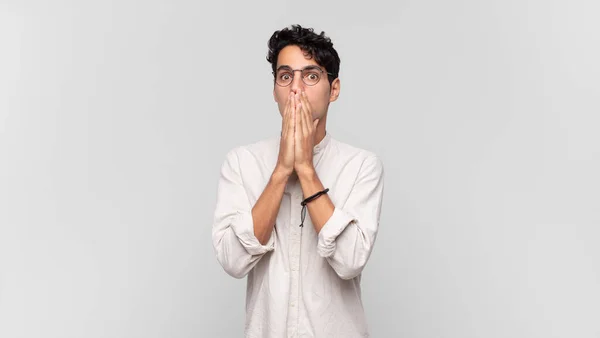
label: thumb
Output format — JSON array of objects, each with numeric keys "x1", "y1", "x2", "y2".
[{"x1": 313, "y1": 119, "x2": 320, "y2": 129}]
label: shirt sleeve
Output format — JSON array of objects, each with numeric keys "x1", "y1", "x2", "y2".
[
  {"x1": 212, "y1": 148, "x2": 275, "y2": 279},
  {"x1": 317, "y1": 155, "x2": 384, "y2": 280}
]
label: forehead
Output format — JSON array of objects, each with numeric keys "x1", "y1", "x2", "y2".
[{"x1": 276, "y1": 45, "x2": 321, "y2": 69}]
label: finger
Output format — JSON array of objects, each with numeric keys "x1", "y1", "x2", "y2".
[
  {"x1": 301, "y1": 91, "x2": 313, "y2": 122},
  {"x1": 294, "y1": 95, "x2": 301, "y2": 142},
  {"x1": 299, "y1": 93, "x2": 309, "y2": 137},
  {"x1": 289, "y1": 95, "x2": 297, "y2": 137},
  {"x1": 281, "y1": 105, "x2": 287, "y2": 137},
  {"x1": 284, "y1": 94, "x2": 290, "y2": 117},
  {"x1": 296, "y1": 95, "x2": 305, "y2": 136},
  {"x1": 292, "y1": 94, "x2": 298, "y2": 134},
  {"x1": 287, "y1": 97, "x2": 293, "y2": 134},
  {"x1": 299, "y1": 92, "x2": 312, "y2": 133},
  {"x1": 282, "y1": 95, "x2": 291, "y2": 135}
]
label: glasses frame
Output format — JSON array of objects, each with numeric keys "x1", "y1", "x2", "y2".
[{"x1": 272, "y1": 66, "x2": 335, "y2": 87}]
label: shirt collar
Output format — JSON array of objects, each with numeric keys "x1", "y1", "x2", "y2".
[{"x1": 313, "y1": 131, "x2": 331, "y2": 155}]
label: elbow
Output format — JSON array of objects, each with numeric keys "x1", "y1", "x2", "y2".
[
  {"x1": 326, "y1": 245, "x2": 373, "y2": 280},
  {"x1": 327, "y1": 256, "x2": 368, "y2": 280},
  {"x1": 213, "y1": 238, "x2": 251, "y2": 279},
  {"x1": 217, "y1": 255, "x2": 251, "y2": 279},
  {"x1": 212, "y1": 227, "x2": 274, "y2": 279},
  {"x1": 224, "y1": 266, "x2": 249, "y2": 279},
  {"x1": 321, "y1": 238, "x2": 373, "y2": 280},
  {"x1": 334, "y1": 264, "x2": 365, "y2": 280}
]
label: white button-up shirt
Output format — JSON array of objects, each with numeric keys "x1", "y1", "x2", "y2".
[{"x1": 212, "y1": 132, "x2": 384, "y2": 338}]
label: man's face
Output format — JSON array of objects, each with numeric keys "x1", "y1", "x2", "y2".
[{"x1": 273, "y1": 45, "x2": 339, "y2": 120}]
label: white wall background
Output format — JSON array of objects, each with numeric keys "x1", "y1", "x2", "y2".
[{"x1": 1, "y1": 0, "x2": 599, "y2": 337}]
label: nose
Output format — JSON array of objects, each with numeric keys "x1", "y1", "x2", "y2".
[{"x1": 289, "y1": 70, "x2": 305, "y2": 95}]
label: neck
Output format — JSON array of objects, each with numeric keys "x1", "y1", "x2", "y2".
[{"x1": 313, "y1": 115, "x2": 327, "y2": 146}]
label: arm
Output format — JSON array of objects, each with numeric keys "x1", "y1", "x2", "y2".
[
  {"x1": 296, "y1": 169, "x2": 334, "y2": 234},
  {"x1": 252, "y1": 169, "x2": 290, "y2": 245},
  {"x1": 298, "y1": 155, "x2": 384, "y2": 280},
  {"x1": 211, "y1": 149, "x2": 289, "y2": 279},
  {"x1": 212, "y1": 93, "x2": 295, "y2": 279}
]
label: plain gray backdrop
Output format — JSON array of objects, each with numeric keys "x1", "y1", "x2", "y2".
[{"x1": 1, "y1": 0, "x2": 599, "y2": 337}]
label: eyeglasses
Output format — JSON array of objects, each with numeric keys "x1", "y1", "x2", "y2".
[{"x1": 273, "y1": 66, "x2": 334, "y2": 87}]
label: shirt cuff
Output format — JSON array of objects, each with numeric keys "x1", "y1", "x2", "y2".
[
  {"x1": 317, "y1": 207, "x2": 357, "y2": 258},
  {"x1": 230, "y1": 211, "x2": 275, "y2": 256}
]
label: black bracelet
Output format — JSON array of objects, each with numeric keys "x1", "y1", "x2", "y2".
[{"x1": 299, "y1": 188, "x2": 329, "y2": 227}]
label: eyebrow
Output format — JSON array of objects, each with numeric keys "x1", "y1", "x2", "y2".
[{"x1": 276, "y1": 65, "x2": 322, "y2": 71}]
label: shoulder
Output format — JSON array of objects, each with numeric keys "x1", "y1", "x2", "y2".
[
  {"x1": 222, "y1": 136, "x2": 279, "y2": 167},
  {"x1": 330, "y1": 137, "x2": 383, "y2": 172}
]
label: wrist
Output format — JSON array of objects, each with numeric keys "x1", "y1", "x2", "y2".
[
  {"x1": 296, "y1": 166, "x2": 316, "y2": 181},
  {"x1": 272, "y1": 167, "x2": 292, "y2": 183}
]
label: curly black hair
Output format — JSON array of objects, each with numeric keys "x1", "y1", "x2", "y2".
[{"x1": 267, "y1": 24, "x2": 340, "y2": 85}]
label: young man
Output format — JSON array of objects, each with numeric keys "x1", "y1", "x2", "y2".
[{"x1": 212, "y1": 25, "x2": 384, "y2": 338}]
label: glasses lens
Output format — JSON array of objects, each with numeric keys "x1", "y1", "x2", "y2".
[
  {"x1": 302, "y1": 69, "x2": 321, "y2": 86},
  {"x1": 276, "y1": 70, "x2": 293, "y2": 86}
]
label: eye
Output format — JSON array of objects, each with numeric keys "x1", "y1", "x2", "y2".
[
  {"x1": 279, "y1": 72, "x2": 292, "y2": 80},
  {"x1": 305, "y1": 72, "x2": 319, "y2": 80}
]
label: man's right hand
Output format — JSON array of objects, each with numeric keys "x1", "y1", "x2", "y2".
[{"x1": 275, "y1": 92, "x2": 296, "y2": 177}]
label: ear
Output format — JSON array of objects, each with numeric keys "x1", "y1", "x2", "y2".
[
  {"x1": 329, "y1": 78, "x2": 341, "y2": 102},
  {"x1": 273, "y1": 87, "x2": 277, "y2": 102}
]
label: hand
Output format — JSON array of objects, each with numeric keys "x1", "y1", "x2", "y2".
[
  {"x1": 294, "y1": 91, "x2": 319, "y2": 176},
  {"x1": 275, "y1": 92, "x2": 296, "y2": 177}
]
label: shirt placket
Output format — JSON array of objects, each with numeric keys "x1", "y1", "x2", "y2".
[{"x1": 286, "y1": 186, "x2": 303, "y2": 338}]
